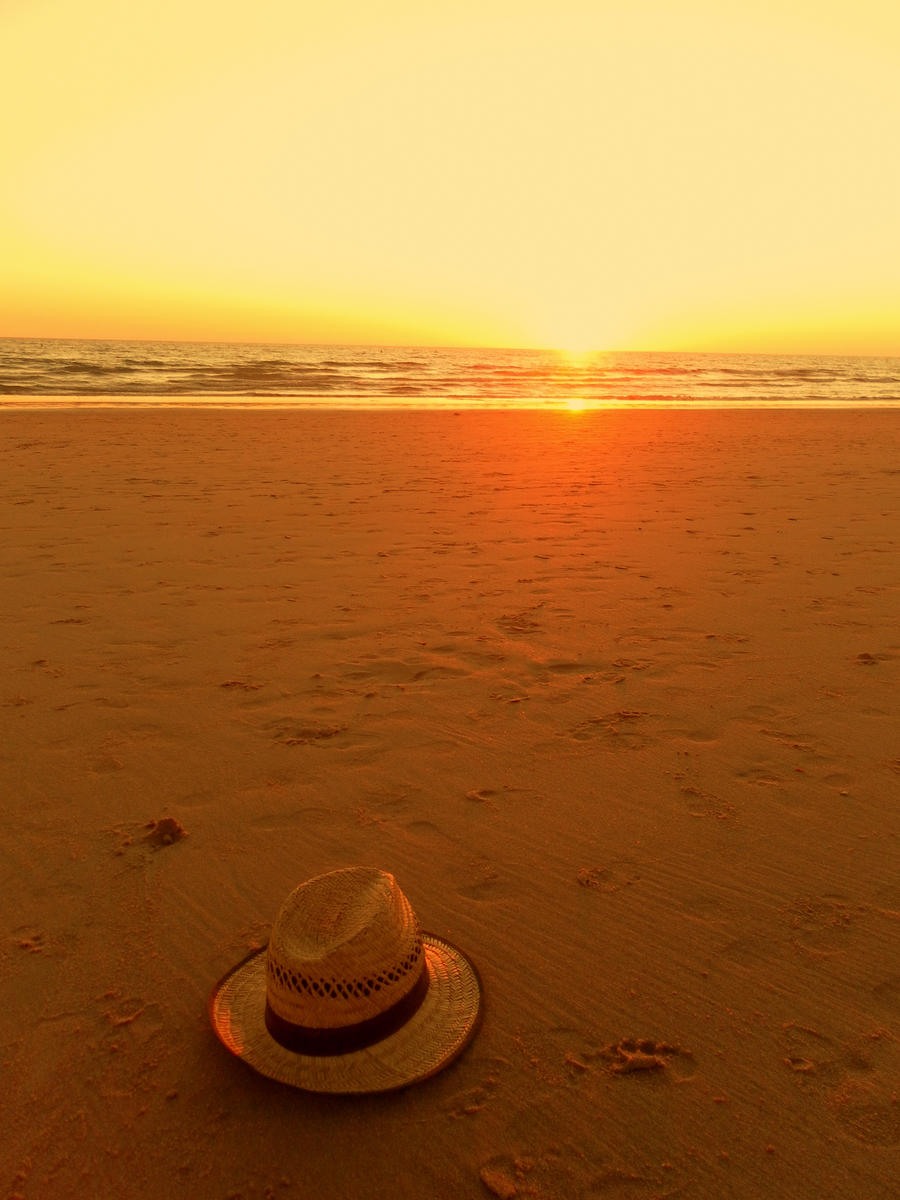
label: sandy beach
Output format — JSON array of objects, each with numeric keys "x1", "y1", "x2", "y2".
[{"x1": 2, "y1": 407, "x2": 898, "y2": 1199}]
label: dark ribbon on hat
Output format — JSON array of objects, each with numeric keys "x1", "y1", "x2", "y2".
[{"x1": 265, "y1": 962, "x2": 431, "y2": 1057}]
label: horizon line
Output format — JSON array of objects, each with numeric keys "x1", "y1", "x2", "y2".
[{"x1": 1, "y1": 334, "x2": 897, "y2": 359}]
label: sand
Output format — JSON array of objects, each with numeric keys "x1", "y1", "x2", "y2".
[{"x1": 2, "y1": 407, "x2": 898, "y2": 1199}]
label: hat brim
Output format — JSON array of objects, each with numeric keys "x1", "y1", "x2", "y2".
[{"x1": 209, "y1": 933, "x2": 482, "y2": 1094}]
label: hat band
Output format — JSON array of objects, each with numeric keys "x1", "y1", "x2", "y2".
[{"x1": 264, "y1": 961, "x2": 430, "y2": 1057}]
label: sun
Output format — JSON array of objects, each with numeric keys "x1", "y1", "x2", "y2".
[
  {"x1": 555, "y1": 344, "x2": 600, "y2": 365},
  {"x1": 556, "y1": 341, "x2": 599, "y2": 360},
  {"x1": 532, "y1": 286, "x2": 645, "y2": 357}
]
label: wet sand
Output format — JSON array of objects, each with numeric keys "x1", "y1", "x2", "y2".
[{"x1": 2, "y1": 408, "x2": 899, "y2": 1198}]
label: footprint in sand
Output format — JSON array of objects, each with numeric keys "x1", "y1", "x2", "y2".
[
  {"x1": 873, "y1": 881, "x2": 900, "y2": 915},
  {"x1": 736, "y1": 765, "x2": 787, "y2": 788},
  {"x1": 782, "y1": 1024, "x2": 856, "y2": 1084},
  {"x1": 719, "y1": 935, "x2": 773, "y2": 968},
  {"x1": 12, "y1": 928, "x2": 45, "y2": 953},
  {"x1": 465, "y1": 788, "x2": 498, "y2": 804},
  {"x1": 248, "y1": 806, "x2": 333, "y2": 832},
  {"x1": 872, "y1": 975, "x2": 900, "y2": 1016},
  {"x1": 783, "y1": 1025, "x2": 899, "y2": 1146},
  {"x1": 479, "y1": 1149, "x2": 577, "y2": 1200},
  {"x1": 219, "y1": 679, "x2": 263, "y2": 692},
  {"x1": 457, "y1": 874, "x2": 515, "y2": 902},
  {"x1": 517, "y1": 1026, "x2": 695, "y2": 1085},
  {"x1": 543, "y1": 660, "x2": 597, "y2": 676},
  {"x1": 784, "y1": 893, "x2": 860, "y2": 952},
  {"x1": 404, "y1": 819, "x2": 445, "y2": 839},
  {"x1": 90, "y1": 753, "x2": 125, "y2": 774},
  {"x1": 833, "y1": 1097, "x2": 900, "y2": 1147},
  {"x1": 268, "y1": 717, "x2": 348, "y2": 746},
  {"x1": 479, "y1": 1156, "x2": 539, "y2": 1200},
  {"x1": 443, "y1": 1059, "x2": 505, "y2": 1118},
  {"x1": 822, "y1": 771, "x2": 853, "y2": 791},
  {"x1": 599, "y1": 1038, "x2": 695, "y2": 1080},
  {"x1": 497, "y1": 607, "x2": 544, "y2": 635},
  {"x1": 680, "y1": 785, "x2": 736, "y2": 819},
  {"x1": 93, "y1": 994, "x2": 167, "y2": 1093},
  {"x1": 567, "y1": 710, "x2": 650, "y2": 749},
  {"x1": 479, "y1": 1147, "x2": 683, "y2": 1199},
  {"x1": 782, "y1": 1025, "x2": 888, "y2": 1088},
  {"x1": 576, "y1": 861, "x2": 640, "y2": 893},
  {"x1": 108, "y1": 817, "x2": 187, "y2": 856}
]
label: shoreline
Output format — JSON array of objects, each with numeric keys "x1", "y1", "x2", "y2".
[{"x1": 2, "y1": 393, "x2": 900, "y2": 410}]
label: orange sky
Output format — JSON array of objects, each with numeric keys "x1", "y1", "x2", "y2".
[{"x1": 2, "y1": 0, "x2": 898, "y2": 352}]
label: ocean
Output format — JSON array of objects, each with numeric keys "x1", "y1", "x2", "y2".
[{"x1": 1, "y1": 338, "x2": 898, "y2": 409}]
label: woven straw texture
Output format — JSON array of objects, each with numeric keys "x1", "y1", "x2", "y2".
[
  {"x1": 266, "y1": 867, "x2": 423, "y2": 1028},
  {"x1": 210, "y1": 933, "x2": 482, "y2": 1092}
]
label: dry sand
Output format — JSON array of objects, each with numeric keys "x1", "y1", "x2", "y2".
[{"x1": 2, "y1": 407, "x2": 898, "y2": 1199}]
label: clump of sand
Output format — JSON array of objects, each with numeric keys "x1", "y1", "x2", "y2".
[{"x1": 143, "y1": 816, "x2": 187, "y2": 848}]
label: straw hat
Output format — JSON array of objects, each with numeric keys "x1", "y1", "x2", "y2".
[{"x1": 209, "y1": 867, "x2": 482, "y2": 1093}]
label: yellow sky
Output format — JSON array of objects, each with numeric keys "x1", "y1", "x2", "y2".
[{"x1": 2, "y1": 0, "x2": 898, "y2": 352}]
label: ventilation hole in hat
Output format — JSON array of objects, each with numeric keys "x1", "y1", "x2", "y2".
[{"x1": 271, "y1": 941, "x2": 424, "y2": 999}]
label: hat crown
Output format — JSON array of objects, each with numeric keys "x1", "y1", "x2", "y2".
[{"x1": 266, "y1": 867, "x2": 423, "y2": 1029}]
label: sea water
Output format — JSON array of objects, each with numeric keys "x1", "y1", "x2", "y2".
[{"x1": 1, "y1": 338, "x2": 898, "y2": 408}]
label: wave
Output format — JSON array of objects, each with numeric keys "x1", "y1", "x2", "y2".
[{"x1": 1, "y1": 338, "x2": 898, "y2": 406}]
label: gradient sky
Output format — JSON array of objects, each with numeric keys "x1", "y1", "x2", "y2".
[{"x1": 2, "y1": 0, "x2": 898, "y2": 352}]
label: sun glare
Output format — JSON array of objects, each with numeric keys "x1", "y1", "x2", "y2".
[
  {"x1": 556, "y1": 345, "x2": 600, "y2": 365},
  {"x1": 563, "y1": 396, "x2": 589, "y2": 412}
]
